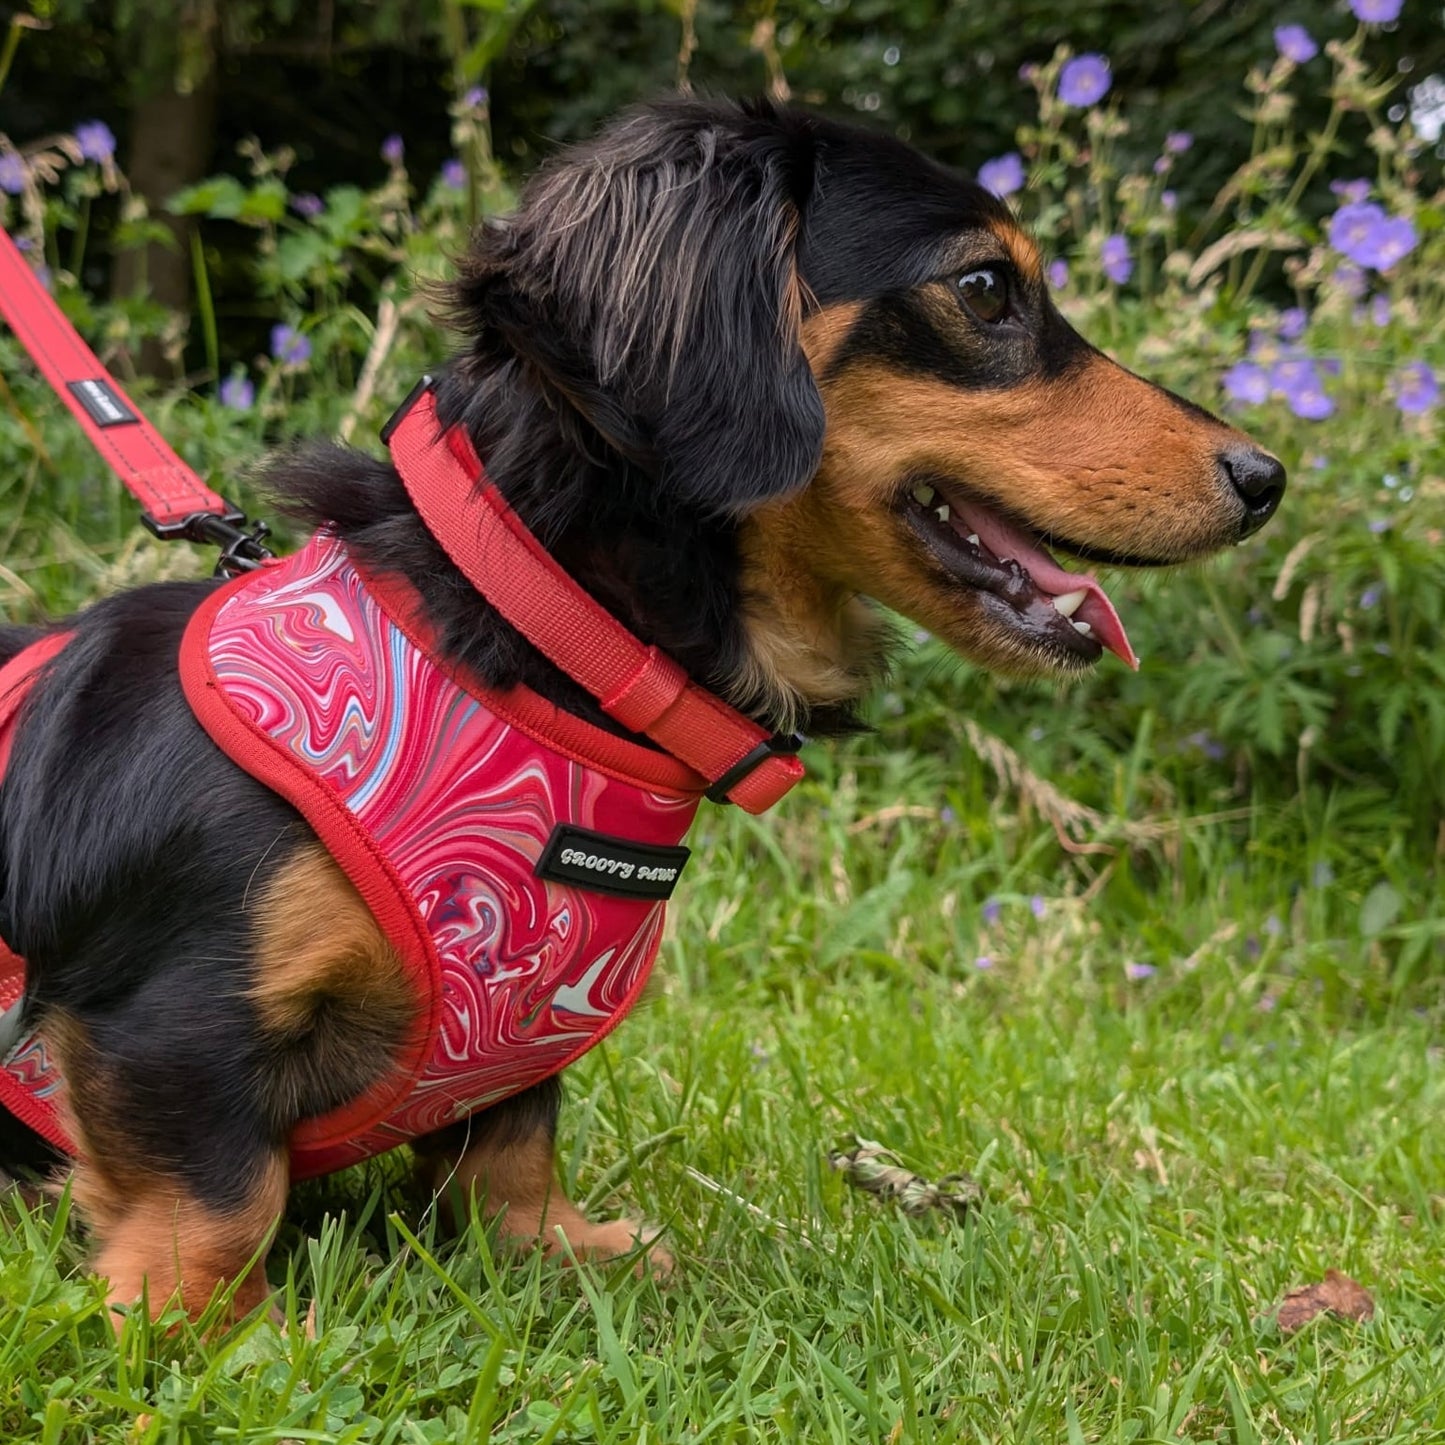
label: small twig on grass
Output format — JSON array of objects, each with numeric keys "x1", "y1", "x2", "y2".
[
  {"x1": 846, "y1": 804, "x2": 938, "y2": 835},
  {"x1": 683, "y1": 1165, "x2": 817, "y2": 1249}
]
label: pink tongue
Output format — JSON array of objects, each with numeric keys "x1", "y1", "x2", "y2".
[{"x1": 953, "y1": 502, "x2": 1139, "y2": 670}]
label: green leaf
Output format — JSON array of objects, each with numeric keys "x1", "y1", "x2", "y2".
[
  {"x1": 168, "y1": 175, "x2": 248, "y2": 219},
  {"x1": 1359, "y1": 882, "x2": 1403, "y2": 939}
]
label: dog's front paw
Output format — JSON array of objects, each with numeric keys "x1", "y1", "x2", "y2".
[{"x1": 545, "y1": 1215, "x2": 672, "y2": 1276}]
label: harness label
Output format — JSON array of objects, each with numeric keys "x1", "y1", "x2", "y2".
[
  {"x1": 536, "y1": 824, "x2": 690, "y2": 900},
  {"x1": 67, "y1": 378, "x2": 137, "y2": 428}
]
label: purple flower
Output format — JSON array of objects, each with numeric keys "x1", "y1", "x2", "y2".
[
  {"x1": 1100, "y1": 233, "x2": 1132, "y2": 284},
  {"x1": 982, "y1": 897, "x2": 1002, "y2": 925},
  {"x1": 1274, "y1": 25, "x2": 1318, "y2": 63},
  {"x1": 441, "y1": 158, "x2": 467, "y2": 190},
  {"x1": 1369, "y1": 295, "x2": 1392, "y2": 326},
  {"x1": 1161, "y1": 189, "x2": 1177, "y2": 212},
  {"x1": 1222, "y1": 361, "x2": 1269, "y2": 405},
  {"x1": 1153, "y1": 156, "x2": 1171, "y2": 176},
  {"x1": 1124, "y1": 961, "x2": 1156, "y2": 981},
  {"x1": 1329, "y1": 203, "x2": 1417, "y2": 270},
  {"x1": 291, "y1": 192, "x2": 324, "y2": 219},
  {"x1": 270, "y1": 323, "x2": 311, "y2": 367},
  {"x1": 463, "y1": 86, "x2": 488, "y2": 109},
  {"x1": 1359, "y1": 586, "x2": 1382, "y2": 609},
  {"x1": 978, "y1": 152, "x2": 1025, "y2": 198},
  {"x1": 1164, "y1": 131, "x2": 1193, "y2": 154},
  {"x1": 1047, "y1": 258, "x2": 1069, "y2": 289},
  {"x1": 219, "y1": 373, "x2": 254, "y2": 410},
  {"x1": 74, "y1": 120, "x2": 116, "y2": 164},
  {"x1": 1058, "y1": 54, "x2": 1111, "y2": 108},
  {"x1": 1272, "y1": 359, "x2": 1334, "y2": 420},
  {"x1": 1329, "y1": 202, "x2": 1388, "y2": 264},
  {"x1": 1264, "y1": 913, "x2": 1283, "y2": 936},
  {"x1": 1351, "y1": 0, "x2": 1403, "y2": 20},
  {"x1": 1277, "y1": 307, "x2": 1308, "y2": 341},
  {"x1": 1186, "y1": 730, "x2": 1226, "y2": 761},
  {"x1": 0, "y1": 152, "x2": 25, "y2": 195},
  {"x1": 1363, "y1": 216, "x2": 1417, "y2": 270},
  {"x1": 381, "y1": 133, "x2": 405, "y2": 166},
  {"x1": 974, "y1": 955, "x2": 994, "y2": 971},
  {"x1": 1394, "y1": 362, "x2": 1438, "y2": 414},
  {"x1": 1331, "y1": 178, "x2": 1371, "y2": 204},
  {"x1": 1368, "y1": 517, "x2": 1392, "y2": 534},
  {"x1": 939, "y1": 805, "x2": 957, "y2": 825},
  {"x1": 1030, "y1": 894, "x2": 1046, "y2": 920}
]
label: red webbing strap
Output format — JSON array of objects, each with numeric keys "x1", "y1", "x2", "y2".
[
  {"x1": 387, "y1": 389, "x2": 804, "y2": 814},
  {"x1": 0, "y1": 631, "x2": 78, "y2": 1155},
  {"x1": 0, "y1": 227, "x2": 231, "y2": 527}
]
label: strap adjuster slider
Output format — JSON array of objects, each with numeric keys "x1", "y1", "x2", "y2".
[{"x1": 705, "y1": 732, "x2": 805, "y2": 805}]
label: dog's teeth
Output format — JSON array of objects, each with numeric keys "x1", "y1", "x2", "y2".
[
  {"x1": 912, "y1": 484, "x2": 936, "y2": 505},
  {"x1": 1071, "y1": 619, "x2": 1094, "y2": 637},
  {"x1": 966, "y1": 533, "x2": 980, "y2": 546},
  {"x1": 1052, "y1": 589, "x2": 1087, "y2": 618},
  {"x1": 935, "y1": 504, "x2": 950, "y2": 523}
]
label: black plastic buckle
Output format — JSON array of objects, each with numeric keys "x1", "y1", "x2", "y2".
[
  {"x1": 381, "y1": 373, "x2": 436, "y2": 445},
  {"x1": 142, "y1": 503, "x2": 274, "y2": 579},
  {"x1": 705, "y1": 732, "x2": 805, "y2": 804}
]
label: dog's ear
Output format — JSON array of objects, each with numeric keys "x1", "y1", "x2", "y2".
[{"x1": 456, "y1": 101, "x2": 824, "y2": 516}]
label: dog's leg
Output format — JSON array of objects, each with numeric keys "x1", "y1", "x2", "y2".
[
  {"x1": 418, "y1": 1081, "x2": 671, "y2": 1272},
  {"x1": 75, "y1": 1153, "x2": 288, "y2": 1327},
  {"x1": 47, "y1": 1011, "x2": 289, "y2": 1326}
]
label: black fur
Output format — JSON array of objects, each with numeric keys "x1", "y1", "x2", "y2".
[{"x1": 0, "y1": 96, "x2": 1021, "y2": 1188}]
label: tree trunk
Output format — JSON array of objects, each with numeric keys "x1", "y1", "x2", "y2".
[{"x1": 111, "y1": 60, "x2": 217, "y2": 378}]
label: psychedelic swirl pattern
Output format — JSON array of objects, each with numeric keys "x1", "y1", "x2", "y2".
[{"x1": 203, "y1": 533, "x2": 700, "y2": 1173}]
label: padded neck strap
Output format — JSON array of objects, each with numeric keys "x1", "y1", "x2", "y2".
[{"x1": 384, "y1": 382, "x2": 804, "y2": 814}]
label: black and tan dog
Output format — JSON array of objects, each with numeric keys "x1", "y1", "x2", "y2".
[{"x1": 0, "y1": 98, "x2": 1282, "y2": 1320}]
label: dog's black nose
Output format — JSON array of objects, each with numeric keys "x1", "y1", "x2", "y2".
[{"x1": 1220, "y1": 445, "x2": 1286, "y2": 536}]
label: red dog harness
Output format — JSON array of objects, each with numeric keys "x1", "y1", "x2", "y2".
[{"x1": 0, "y1": 381, "x2": 805, "y2": 1175}]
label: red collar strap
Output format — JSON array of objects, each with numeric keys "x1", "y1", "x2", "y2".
[{"x1": 383, "y1": 378, "x2": 805, "y2": 815}]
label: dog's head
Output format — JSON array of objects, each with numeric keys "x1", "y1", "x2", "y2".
[{"x1": 450, "y1": 98, "x2": 1284, "y2": 717}]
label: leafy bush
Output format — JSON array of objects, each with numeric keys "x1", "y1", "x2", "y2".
[{"x1": 1, "y1": 7, "x2": 1441, "y2": 884}]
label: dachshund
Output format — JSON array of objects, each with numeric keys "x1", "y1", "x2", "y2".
[{"x1": 0, "y1": 96, "x2": 1284, "y2": 1322}]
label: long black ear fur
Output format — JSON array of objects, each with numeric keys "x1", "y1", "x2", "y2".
[{"x1": 451, "y1": 98, "x2": 824, "y2": 516}]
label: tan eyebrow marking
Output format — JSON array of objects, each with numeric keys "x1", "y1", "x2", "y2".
[{"x1": 987, "y1": 220, "x2": 1044, "y2": 285}]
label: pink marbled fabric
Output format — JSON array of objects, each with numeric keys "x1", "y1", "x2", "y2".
[{"x1": 199, "y1": 532, "x2": 699, "y2": 1174}]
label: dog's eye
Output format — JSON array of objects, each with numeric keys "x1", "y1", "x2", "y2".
[{"x1": 957, "y1": 268, "x2": 1009, "y2": 324}]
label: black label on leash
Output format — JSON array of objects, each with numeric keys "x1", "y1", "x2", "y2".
[
  {"x1": 536, "y1": 824, "x2": 690, "y2": 900},
  {"x1": 67, "y1": 378, "x2": 137, "y2": 428}
]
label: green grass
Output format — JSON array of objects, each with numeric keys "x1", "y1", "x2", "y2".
[{"x1": 3, "y1": 725, "x2": 1444, "y2": 1442}]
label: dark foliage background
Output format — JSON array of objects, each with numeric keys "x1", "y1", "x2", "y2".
[{"x1": 8, "y1": 1, "x2": 1442, "y2": 212}]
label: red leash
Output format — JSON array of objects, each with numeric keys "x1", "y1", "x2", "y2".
[{"x1": 0, "y1": 226, "x2": 270, "y2": 573}]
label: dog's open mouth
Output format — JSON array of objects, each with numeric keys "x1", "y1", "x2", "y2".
[{"x1": 900, "y1": 479, "x2": 1139, "y2": 670}]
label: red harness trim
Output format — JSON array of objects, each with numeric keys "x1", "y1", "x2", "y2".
[
  {"x1": 387, "y1": 385, "x2": 805, "y2": 814},
  {"x1": 0, "y1": 633, "x2": 79, "y2": 1154},
  {"x1": 0, "y1": 228, "x2": 232, "y2": 528}
]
